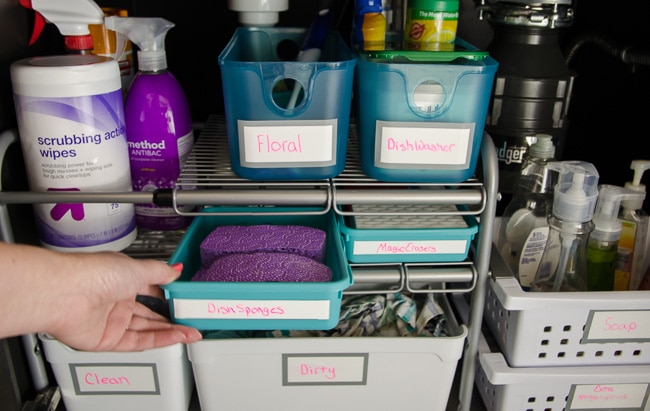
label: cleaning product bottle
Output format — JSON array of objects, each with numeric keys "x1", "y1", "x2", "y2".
[
  {"x1": 105, "y1": 16, "x2": 195, "y2": 230},
  {"x1": 530, "y1": 161, "x2": 599, "y2": 292},
  {"x1": 615, "y1": 159, "x2": 650, "y2": 290},
  {"x1": 496, "y1": 134, "x2": 556, "y2": 290},
  {"x1": 10, "y1": 0, "x2": 137, "y2": 252},
  {"x1": 403, "y1": 0, "x2": 459, "y2": 51},
  {"x1": 587, "y1": 185, "x2": 643, "y2": 291},
  {"x1": 353, "y1": 0, "x2": 387, "y2": 51},
  {"x1": 89, "y1": 7, "x2": 135, "y2": 99}
]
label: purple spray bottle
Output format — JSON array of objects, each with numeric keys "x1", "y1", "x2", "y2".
[{"x1": 105, "y1": 16, "x2": 194, "y2": 230}]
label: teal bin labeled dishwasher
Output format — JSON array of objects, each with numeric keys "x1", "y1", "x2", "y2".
[
  {"x1": 356, "y1": 39, "x2": 498, "y2": 182},
  {"x1": 218, "y1": 27, "x2": 356, "y2": 180}
]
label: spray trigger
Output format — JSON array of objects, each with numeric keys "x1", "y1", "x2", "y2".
[{"x1": 19, "y1": 0, "x2": 46, "y2": 45}]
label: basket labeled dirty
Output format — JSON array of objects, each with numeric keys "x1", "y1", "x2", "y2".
[
  {"x1": 218, "y1": 27, "x2": 356, "y2": 180},
  {"x1": 355, "y1": 38, "x2": 498, "y2": 183},
  {"x1": 187, "y1": 293, "x2": 466, "y2": 411},
  {"x1": 163, "y1": 207, "x2": 353, "y2": 330},
  {"x1": 338, "y1": 204, "x2": 478, "y2": 263},
  {"x1": 485, "y1": 248, "x2": 650, "y2": 367},
  {"x1": 39, "y1": 335, "x2": 193, "y2": 411},
  {"x1": 476, "y1": 346, "x2": 650, "y2": 411}
]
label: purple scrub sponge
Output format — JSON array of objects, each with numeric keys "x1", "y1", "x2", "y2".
[
  {"x1": 199, "y1": 224, "x2": 327, "y2": 266},
  {"x1": 191, "y1": 252, "x2": 333, "y2": 282}
]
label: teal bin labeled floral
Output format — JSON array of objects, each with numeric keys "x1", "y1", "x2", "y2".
[
  {"x1": 218, "y1": 27, "x2": 356, "y2": 180},
  {"x1": 356, "y1": 39, "x2": 498, "y2": 183}
]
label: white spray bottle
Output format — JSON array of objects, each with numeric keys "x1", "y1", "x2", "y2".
[
  {"x1": 105, "y1": 16, "x2": 195, "y2": 230},
  {"x1": 587, "y1": 185, "x2": 643, "y2": 291},
  {"x1": 10, "y1": 0, "x2": 137, "y2": 252},
  {"x1": 530, "y1": 161, "x2": 599, "y2": 292},
  {"x1": 615, "y1": 159, "x2": 650, "y2": 290}
]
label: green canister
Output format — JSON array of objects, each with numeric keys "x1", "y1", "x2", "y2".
[{"x1": 404, "y1": 0, "x2": 459, "y2": 51}]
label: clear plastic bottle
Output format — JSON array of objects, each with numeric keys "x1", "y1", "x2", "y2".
[
  {"x1": 496, "y1": 134, "x2": 556, "y2": 289},
  {"x1": 530, "y1": 161, "x2": 599, "y2": 292},
  {"x1": 587, "y1": 185, "x2": 643, "y2": 291}
]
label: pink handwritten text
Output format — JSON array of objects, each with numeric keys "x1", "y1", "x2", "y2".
[
  {"x1": 386, "y1": 137, "x2": 456, "y2": 153},
  {"x1": 84, "y1": 372, "x2": 130, "y2": 386},
  {"x1": 207, "y1": 303, "x2": 285, "y2": 317},
  {"x1": 256, "y1": 134, "x2": 302, "y2": 153},
  {"x1": 376, "y1": 242, "x2": 437, "y2": 254},
  {"x1": 299, "y1": 364, "x2": 336, "y2": 380},
  {"x1": 603, "y1": 317, "x2": 637, "y2": 333}
]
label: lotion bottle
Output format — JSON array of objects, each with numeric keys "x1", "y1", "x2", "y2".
[
  {"x1": 615, "y1": 159, "x2": 650, "y2": 290},
  {"x1": 105, "y1": 16, "x2": 195, "y2": 230}
]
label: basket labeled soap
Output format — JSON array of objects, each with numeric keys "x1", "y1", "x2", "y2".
[{"x1": 162, "y1": 207, "x2": 353, "y2": 330}]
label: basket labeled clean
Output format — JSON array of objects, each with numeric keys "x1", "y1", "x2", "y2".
[
  {"x1": 355, "y1": 38, "x2": 498, "y2": 183},
  {"x1": 338, "y1": 203, "x2": 478, "y2": 263},
  {"x1": 186, "y1": 294, "x2": 466, "y2": 411},
  {"x1": 163, "y1": 207, "x2": 353, "y2": 330},
  {"x1": 39, "y1": 335, "x2": 193, "y2": 411},
  {"x1": 485, "y1": 246, "x2": 650, "y2": 367},
  {"x1": 218, "y1": 27, "x2": 356, "y2": 180}
]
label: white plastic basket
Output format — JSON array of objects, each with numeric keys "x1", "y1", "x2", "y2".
[
  {"x1": 485, "y1": 270, "x2": 650, "y2": 367},
  {"x1": 476, "y1": 350, "x2": 650, "y2": 411}
]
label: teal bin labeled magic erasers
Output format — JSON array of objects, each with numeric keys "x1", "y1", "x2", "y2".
[
  {"x1": 356, "y1": 39, "x2": 498, "y2": 182},
  {"x1": 218, "y1": 27, "x2": 356, "y2": 180}
]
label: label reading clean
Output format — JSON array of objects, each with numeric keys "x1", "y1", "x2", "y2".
[
  {"x1": 282, "y1": 354, "x2": 368, "y2": 386},
  {"x1": 173, "y1": 299, "x2": 330, "y2": 320},
  {"x1": 567, "y1": 383, "x2": 649, "y2": 410},
  {"x1": 583, "y1": 310, "x2": 650, "y2": 342},
  {"x1": 353, "y1": 239, "x2": 467, "y2": 256},
  {"x1": 238, "y1": 119, "x2": 337, "y2": 167},
  {"x1": 375, "y1": 121, "x2": 473, "y2": 168},
  {"x1": 70, "y1": 364, "x2": 159, "y2": 395}
]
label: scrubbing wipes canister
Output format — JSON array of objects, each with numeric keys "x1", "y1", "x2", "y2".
[{"x1": 10, "y1": 0, "x2": 137, "y2": 252}]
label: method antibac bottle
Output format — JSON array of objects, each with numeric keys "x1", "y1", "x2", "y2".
[
  {"x1": 10, "y1": 0, "x2": 137, "y2": 252},
  {"x1": 105, "y1": 16, "x2": 195, "y2": 231}
]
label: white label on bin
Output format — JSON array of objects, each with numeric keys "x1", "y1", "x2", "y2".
[
  {"x1": 282, "y1": 354, "x2": 368, "y2": 386},
  {"x1": 238, "y1": 119, "x2": 337, "y2": 167},
  {"x1": 69, "y1": 364, "x2": 160, "y2": 395},
  {"x1": 583, "y1": 310, "x2": 650, "y2": 342},
  {"x1": 375, "y1": 121, "x2": 473, "y2": 168},
  {"x1": 567, "y1": 383, "x2": 649, "y2": 410},
  {"x1": 173, "y1": 299, "x2": 330, "y2": 320},
  {"x1": 353, "y1": 239, "x2": 467, "y2": 256}
]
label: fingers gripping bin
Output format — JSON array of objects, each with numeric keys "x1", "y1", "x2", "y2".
[
  {"x1": 218, "y1": 27, "x2": 356, "y2": 180},
  {"x1": 162, "y1": 208, "x2": 353, "y2": 330},
  {"x1": 38, "y1": 336, "x2": 193, "y2": 411},
  {"x1": 356, "y1": 42, "x2": 498, "y2": 182}
]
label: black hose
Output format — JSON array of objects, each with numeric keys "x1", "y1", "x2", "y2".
[{"x1": 565, "y1": 30, "x2": 650, "y2": 68}]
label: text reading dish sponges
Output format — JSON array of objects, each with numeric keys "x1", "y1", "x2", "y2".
[
  {"x1": 199, "y1": 224, "x2": 327, "y2": 266},
  {"x1": 191, "y1": 252, "x2": 333, "y2": 282}
]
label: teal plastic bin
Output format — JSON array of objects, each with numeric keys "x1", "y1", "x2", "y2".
[
  {"x1": 218, "y1": 27, "x2": 356, "y2": 180},
  {"x1": 163, "y1": 208, "x2": 353, "y2": 330},
  {"x1": 356, "y1": 39, "x2": 498, "y2": 182}
]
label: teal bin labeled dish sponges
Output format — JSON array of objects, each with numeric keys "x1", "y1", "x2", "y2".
[
  {"x1": 356, "y1": 40, "x2": 498, "y2": 182},
  {"x1": 162, "y1": 208, "x2": 353, "y2": 330},
  {"x1": 218, "y1": 27, "x2": 356, "y2": 180}
]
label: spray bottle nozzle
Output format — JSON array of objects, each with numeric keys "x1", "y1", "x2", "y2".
[
  {"x1": 105, "y1": 16, "x2": 174, "y2": 72},
  {"x1": 21, "y1": 0, "x2": 104, "y2": 48}
]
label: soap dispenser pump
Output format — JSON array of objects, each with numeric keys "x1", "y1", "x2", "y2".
[
  {"x1": 587, "y1": 185, "x2": 643, "y2": 291},
  {"x1": 530, "y1": 161, "x2": 599, "y2": 292},
  {"x1": 616, "y1": 159, "x2": 650, "y2": 290}
]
